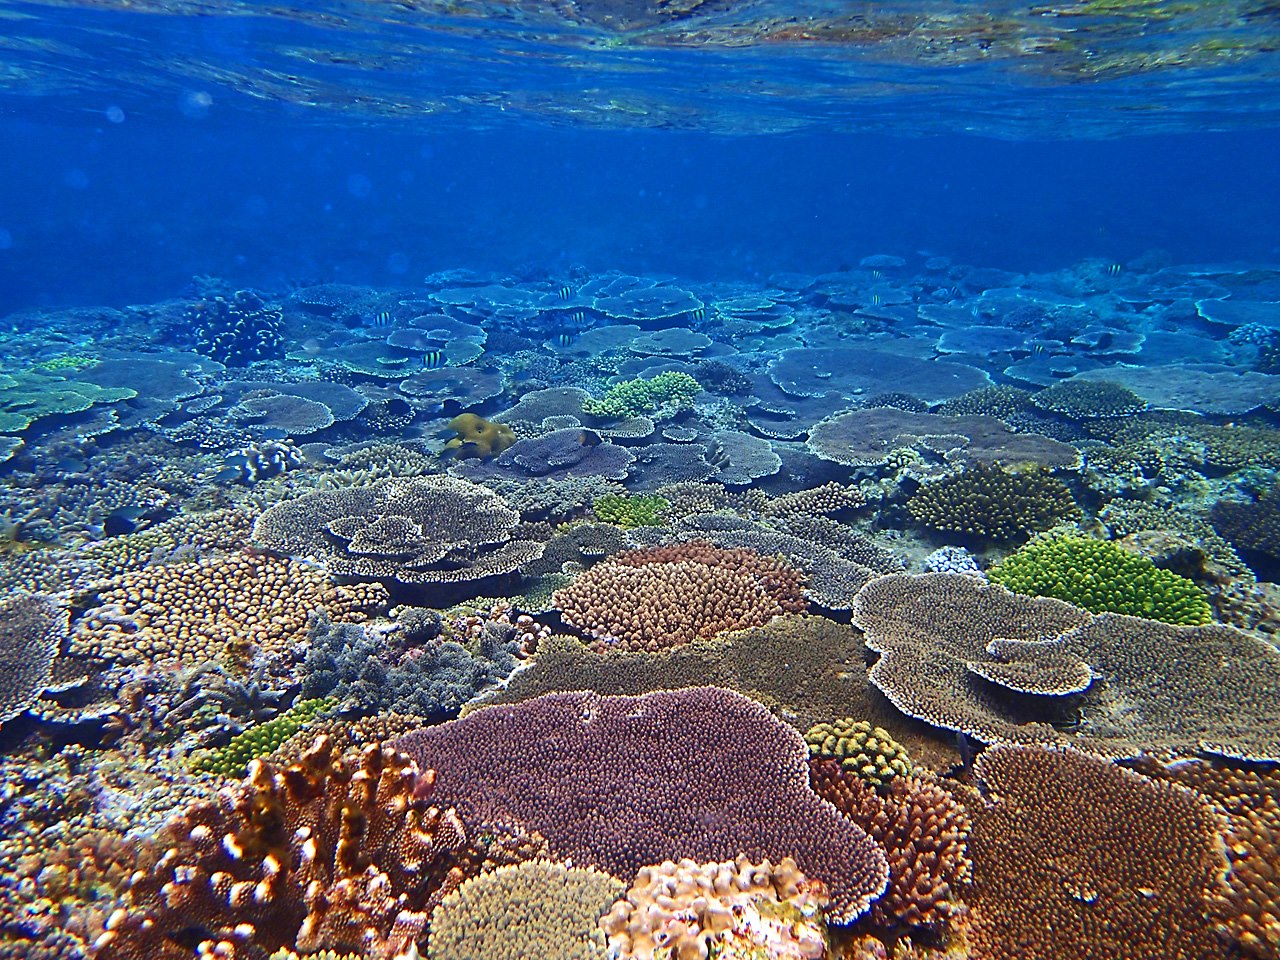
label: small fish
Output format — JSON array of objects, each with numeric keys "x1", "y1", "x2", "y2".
[
  {"x1": 370, "y1": 310, "x2": 395, "y2": 328},
  {"x1": 567, "y1": 309, "x2": 586, "y2": 327},
  {"x1": 870, "y1": 293, "x2": 882, "y2": 307},
  {"x1": 688, "y1": 307, "x2": 706, "y2": 322},
  {"x1": 422, "y1": 349, "x2": 445, "y2": 369},
  {"x1": 871, "y1": 269, "x2": 883, "y2": 279},
  {"x1": 557, "y1": 285, "x2": 573, "y2": 299},
  {"x1": 1032, "y1": 342, "x2": 1047, "y2": 356},
  {"x1": 1106, "y1": 263, "x2": 1122, "y2": 276},
  {"x1": 554, "y1": 332, "x2": 574, "y2": 348}
]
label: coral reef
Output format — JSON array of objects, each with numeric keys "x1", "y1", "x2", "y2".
[
  {"x1": 427, "y1": 860, "x2": 623, "y2": 960},
  {"x1": 966, "y1": 745, "x2": 1228, "y2": 960},
  {"x1": 804, "y1": 719, "x2": 913, "y2": 791},
  {"x1": 1211, "y1": 484, "x2": 1280, "y2": 565},
  {"x1": 552, "y1": 541, "x2": 807, "y2": 651},
  {"x1": 94, "y1": 736, "x2": 471, "y2": 960},
  {"x1": 600, "y1": 856, "x2": 830, "y2": 960},
  {"x1": 988, "y1": 534, "x2": 1212, "y2": 625},
  {"x1": 1031, "y1": 379, "x2": 1148, "y2": 419},
  {"x1": 906, "y1": 463, "x2": 1080, "y2": 543},
  {"x1": 590, "y1": 492, "x2": 669, "y2": 528},
  {"x1": 188, "y1": 697, "x2": 338, "y2": 776},
  {"x1": 187, "y1": 290, "x2": 285, "y2": 366},
  {"x1": 395, "y1": 687, "x2": 890, "y2": 922}
]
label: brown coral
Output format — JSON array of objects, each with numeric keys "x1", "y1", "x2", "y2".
[
  {"x1": 966, "y1": 745, "x2": 1229, "y2": 960},
  {"x1": 93, "y1": 736, "x2": 470, "y2": 960},
  {"x1": 552, "y1": 541, "x2": 807, "y2": 652},
  {"x1": 809, "y1": 760, "x2": 971, "y2": 934},
  {"x1": 71, "y1": 551, "x2": 386, "y2": 671},
  {"x1": 0, "y1": 592, "x2": 67, "y2": 723}
]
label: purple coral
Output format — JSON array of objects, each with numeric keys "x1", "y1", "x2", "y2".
[{"x1": 393, "y1": 686, "x2": 888, "y2": 922}]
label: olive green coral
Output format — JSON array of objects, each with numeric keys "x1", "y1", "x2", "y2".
[
  {"x1": 804, "y1": 718, "x2": 912, "y2": 791},
  {"x1": 591, "y1": 493, "x2": 669, "y2": 528},
  {"x1": 582, "y1": 371, "x2": 700, "y2": 419},
  {"x1": 907, "y1": 463, "x2": 1081, "y2": 543},
  {"x1": 188, "y1": 697, "x2": 337, "y2": 776},
  {"x1": 989, "y1": 535, "x2": 1213, "y2": 626}
]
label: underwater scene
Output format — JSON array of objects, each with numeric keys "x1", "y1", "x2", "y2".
[{"x1": 2, "y1": 1, "x2": 1280, "y2": 959}]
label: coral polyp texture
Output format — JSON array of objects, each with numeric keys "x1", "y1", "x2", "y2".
[
  {"x1": 251, "y1": 475, "x2": 544, "y2": 590},
  {"x1": 93, "y1": 736, "x2": 471, "y2": 960},
  {"x1": 808, "y1": 761, "x2": 971, "y2": 934},
  {"x1": 71, "y1": 551, "x2": 388, "y2": 670},
  {"x1": 393, "y1": 687, "x2": 890, "y2": 922},
  {"x1": 0, "y1": 592, "x2": 67, "y2": 723},
  {"x1": 599, "y1": 856, "x2": 830, "y2": 960},
  {"x1": 989, "y1": 533, "x2": 1212, "y2": 625},
  {"x1": 427, "y1": 860, "x2": 624, "y2": 960},
  {"x1": 966, "y1": 745, "x2": 1229, "y2": 960},
  {"x1": 906, "y1": 463, "x2": 1080, "y2": 543},
  {"x1": 803, "y1": 718, "x2": 912, "y2": 791},
  {"x1": 581, "y1": 371, "x2": 701, "y2": 419},
  {"x1": 552, "y1": 541, "x2": 807, "y2": 651}
]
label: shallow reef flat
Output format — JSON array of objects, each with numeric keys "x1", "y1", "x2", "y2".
[{"x1": 1, "y1": 254, "x2": 1279, "y2": 960}]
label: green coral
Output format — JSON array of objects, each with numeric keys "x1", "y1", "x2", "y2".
[
  {"x1": 582, "y1": 371, "x2": 700, "y2": 419},
  {"x1": 988, "y1": 535, "x2": 1213, "y2": 626},
  {"x1": 907, "y1": 463, "x2": 1081, "y2": 543},
  {"x1": 188, "y1": 697, "x2": 337, "y2": 776},
  {"x1": 33, "y1": 355, "x2": 98, "y2": 372},
  {"x1": 804, "y1": 718, "x2": 912, "y2": 791},
  {"x1": 591, "y1": 493, "x2": 669, "y2": 528}
]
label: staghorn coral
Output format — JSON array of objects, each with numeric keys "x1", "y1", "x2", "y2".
[
  {"x1": 427, "y1": 859, "x2": 623, "y2": 960},
  {"x1": 966, "y1": 745, "x2": 1229, "y2": 960},
  {"x1": 804, "y1": 719, "x2": 912, "y2": 792},
  {"x1": 93, "y1": 736, "x2": 471, "y2": 960},
  {"x1": 252, "y1": 476, "x2": 544, "y2": 593},
  {"x1": 394, "y1": 687, "x2": 890, "y2": 923},
  {"x1": 0, "y1": 592, "x2": 67, "y2": 723},
  {"x1": 552, "y1": 541, "x2": 807, "y2": 652},
  {"x1": 906, "y1": 463, "x2": 1080, "y2": 543},
  {"x1": 72, "y1": 551, "x2": 387, "y2": 672},
  {"x1": 988, "y1": 533, "x2": 1212, "y2": 625},
  {"x1": 600, "y1": 856, "x2": 830, "y2": 960},
  {"x1": 809, "y1": 761, "x2": 970, "y2": 934}
]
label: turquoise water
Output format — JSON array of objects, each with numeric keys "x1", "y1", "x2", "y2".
[{"x1": 0, "y1": 3, "x2": 1278, "y2": 960}]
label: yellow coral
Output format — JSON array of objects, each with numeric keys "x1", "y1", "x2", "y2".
[{"x1": 445, "y1": 412, "x2": 517, "y2": 459}]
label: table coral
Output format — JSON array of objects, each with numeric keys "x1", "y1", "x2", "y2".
[
  {"x1": 72, "y1": 551, "x2": 387, "y2": 671},
  {"x1": 988, "y1": 533, "x2": 1212, "y2": 625},
  {"x1": 93, "y1": 736, "x2": 471, "y2": 960},
  {"x1": 552, "y1": 541, "x2": 806, "y2": 652},
  {"x1": 394, "y1": 687, "x2": 890, "y2": 922},
  {"x1": 965, "y1": 745, "x2": 1229, "y2": 960},
  {"x1": 428, "y1": 859, "x2": 623, "y2": 960},
  {"x1": 0, "y1": 592, "x2": 67, "y2": 723}
]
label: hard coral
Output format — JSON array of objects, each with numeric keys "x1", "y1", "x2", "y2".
[
  {"x1": 804, "y1": 719, "x2": 912, "y2": 792},
  {"x1": 907, "y1": 463, "x2": 1080, "y2": 543},
  {"x1": 443, "y1": 412, "x2": 516, "y2": 459},
  {"x1": 394, "y1": 687, "x2": 890, "y2": 923},
  {"x1": 582, "y1": 371, "x2": 700, "y2": 420},
  {"x1": 428, "y1": 860, "x2": 624, "y2": 960},
  {"x1": 552, "y1": 541, "x2": 807, "y2": 652},
  {"x1": 966, "y1": 745, "x2": 1229, "y2": 960},
  {"x1": 94, "y1": 736, "x2": 470, "y2": 960},
  {"x1": 600, "y1": 856, "x2": 830, "y2": 960},
  {"x1": 0, "y1": 592, "x2": 66, "y2": 724},
  {"x1": 809, "y1": 761, "x2": 971, "y2": 934},
  {"x1": 988, "y1": 534, "x2": 1212, "y2": 625}
]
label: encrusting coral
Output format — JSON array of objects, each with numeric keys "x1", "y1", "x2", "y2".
[
  {"x1": 552, "y1": 541, "x2": 807, "y2": 651},
  {"x1": 93, "y1": 735, "x2": 471, "y2": 960},
  {"x1": 599, "y1": 856, "x2": 830, "y2": 960}
]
